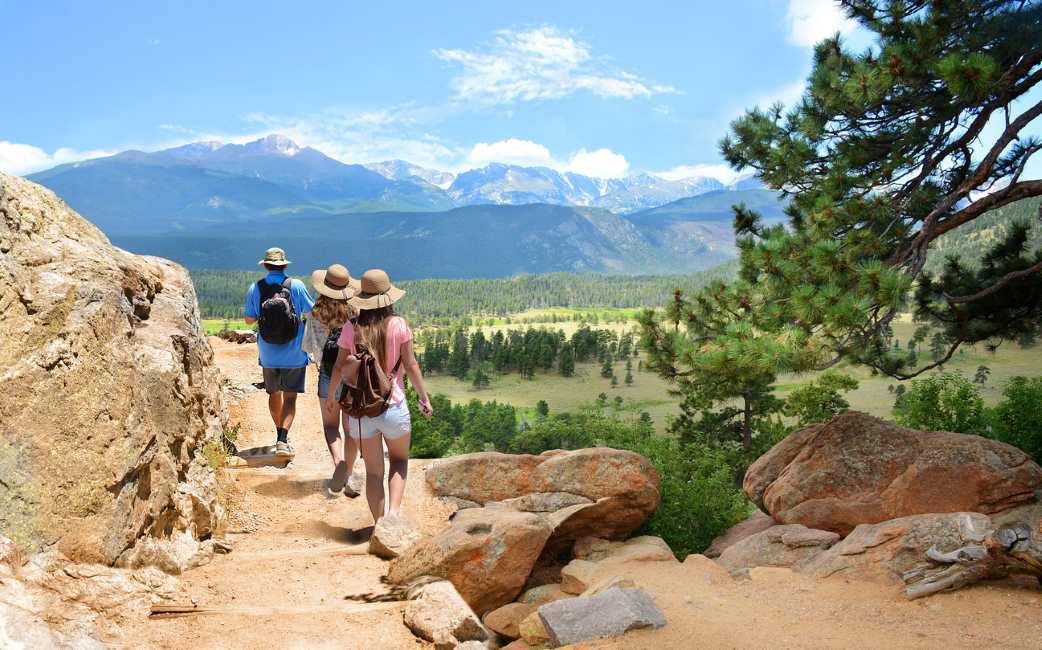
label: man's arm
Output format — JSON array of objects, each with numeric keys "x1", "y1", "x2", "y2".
[{"x1": 244, "y1": 282, "x2": 259, "y2": 325}]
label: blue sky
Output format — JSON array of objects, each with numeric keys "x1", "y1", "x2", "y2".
[{"x1": 0, "y1": 1, "x2": 884, "y2": 179}]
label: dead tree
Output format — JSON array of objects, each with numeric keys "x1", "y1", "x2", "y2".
[{"x1": 903, "y1": 524, "x2": 1042, "y2": 600}]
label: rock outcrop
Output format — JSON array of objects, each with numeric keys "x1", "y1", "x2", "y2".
[
  {"x1": 427, "y1": 448, "x2": 660, "y2": 553},
  {"x1": 716, "y1": 524, "x2": 840, "y2": 573},
  {"x1": 744, "y1": 411, "x2": 1042, "y2": 535},
  {"x1": 799, "y1": 512, "x2": 995, "y2": 582},
  {"x1": 0, "y1": 173, "x2": 225, "y2": 572},
  {"x1": 705, "y1": 511, "x2": 776, "y2": 558}
]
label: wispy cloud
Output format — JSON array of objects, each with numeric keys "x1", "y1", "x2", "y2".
[
  {"x1": 786, "y1": 0, "x2": 857, "y2": 47},
  {"x1": 434, "y1": 27, "x2": 675, "y2": 104},
  {"x1": 656, "y1": 163, "x2": 743, "y2": 185},
  {"x1": 0, "y1": 141, "x2": 115, "y2": 176}
]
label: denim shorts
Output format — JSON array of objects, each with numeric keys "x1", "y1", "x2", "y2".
[
  {"x1": 317, "y1": 370, "x2": 345, "y2": 400},
  {"x1": 346, "y1": 400, "x2": 411, "y2": 440}
]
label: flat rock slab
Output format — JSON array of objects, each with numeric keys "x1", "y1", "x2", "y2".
[{"x1": 537, "y1": 587, "x2": 666, "y2": 646}]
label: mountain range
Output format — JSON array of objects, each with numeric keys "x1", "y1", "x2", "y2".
[
  {"x1": 29, "y1": 134, "x2": 763, "y2": 230},
  {"x1": 26, "y1": 134, "x2": 784, "y2": 277}
]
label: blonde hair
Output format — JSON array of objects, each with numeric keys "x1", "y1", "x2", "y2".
[{"x1": 311, "y1": 295, "x2": 354, "y2": 328}]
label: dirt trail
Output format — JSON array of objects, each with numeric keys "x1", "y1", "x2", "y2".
[
  {"x1": 128, "y1": 339, "x2": 448, "y2": 649},
  {"x1": 124, "y1": 339, "x2": 1042, "y2": 650}
]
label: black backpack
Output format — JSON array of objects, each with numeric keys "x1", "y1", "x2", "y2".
[
  {"x1": 257, "y1": 278, "x2": 299, "y2": 344},
  {"x1": 320, "y1": 327, "x2": 342, "y2": 377}
]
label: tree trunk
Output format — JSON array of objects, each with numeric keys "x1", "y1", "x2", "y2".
[{"x1": 741, "y1": 395, "x2": 752, "y2": 452}]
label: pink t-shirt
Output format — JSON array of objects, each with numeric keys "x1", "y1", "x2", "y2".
[{"x1": 337, "y1": 316, "x2": 413, "y2": 404}]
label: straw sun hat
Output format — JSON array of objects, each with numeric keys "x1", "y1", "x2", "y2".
[
  {"x1": 347, "y1": 269, "x2": 406, "y2": 310},
  {"x1": 311, "y1": 264, "x2": 361, "y2": 300},
  {"x1": 258, "y1": 247, "x2": 291, "y2": 267}
]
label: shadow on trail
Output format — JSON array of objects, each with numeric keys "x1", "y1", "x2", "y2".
[
  {"x1": 344, "y1": 577, "x2": 409, "y2": 603},
  {"x1": 252, "y1": 477, "x2": 326, "y2": 499},
  {"x1": 306, "y1": 520, "x2": 375, "y2": 545}
]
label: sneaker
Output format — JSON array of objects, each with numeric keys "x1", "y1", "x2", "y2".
[{"x1": 274, "y1": 441, "x2": 294, "y2": 457}]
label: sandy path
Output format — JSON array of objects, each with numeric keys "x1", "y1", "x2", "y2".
[
  {"x1": 130, "y1": 339, "x2": 448, "y2": 649},
  {"x1": 123, "y1": 339, "x2": 1042, "y2": 650}
]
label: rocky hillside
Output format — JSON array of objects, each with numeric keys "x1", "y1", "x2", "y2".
[{"x1": 0, "y1": 172, "x2": 225, "y2": 572}]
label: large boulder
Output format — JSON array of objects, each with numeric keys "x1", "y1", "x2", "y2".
[
  {"x1": 716, "y1": 524, "x2": 840, "y2": 573},
  {"x1": 744, "y1": 411, "x2": 1042, "y2": 535},
  {"x1": 427, "y1": 448, "x2": 660, "y2": 548},
  {"x1": 0, "y1": 173, "x2": 225, "y2": 571},
  {"x1": 388, "y1": 507, "x2": 554, "y2": 614}
]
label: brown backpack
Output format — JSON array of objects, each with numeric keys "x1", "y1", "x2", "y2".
[{"x1": 338, "y1": 344, "x2": 402, "y2": 418}]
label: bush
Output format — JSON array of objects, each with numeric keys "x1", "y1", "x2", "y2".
[
  {"x1": 989, "y1": 376, "x2": 1042, "y2": 464},
  {"x1": 783, "y1": 371, "x2": 859, "y2": 427},
  {"x1": 891, "y1": 372, "x2": 988, "y2": 433}
]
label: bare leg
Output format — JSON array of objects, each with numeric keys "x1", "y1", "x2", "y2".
[
  {"x1": 359, "y1": 432, "x2": 386, "y2": 522},
  {"x1": 279, "y1": 392, "x2": 298, "y2": 432},
  {"x1": 342, "y1": 411, "x2": 360, "y2": 476},
  {"x1": 267, "y1": 392, "x2": 283, "y2": 432},
  {"x1": 384, "y1": 433, "x2": 411, "y2": 517},
  {"x1": 321, "y1": 397, "x2": 346, "y2": 488}
]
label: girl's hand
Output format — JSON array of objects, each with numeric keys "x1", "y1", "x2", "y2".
[{"x1": 419, "y1": 398, "x2": 433, "y2": 418}]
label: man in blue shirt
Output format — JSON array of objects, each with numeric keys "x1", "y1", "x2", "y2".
[{"x1": 244, "y1": 247, "x2": 315, "y2": 456}]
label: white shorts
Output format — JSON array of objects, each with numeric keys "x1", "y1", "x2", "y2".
[{"x1": 349, "y1": 400, "x2": 411, "y2": 440}]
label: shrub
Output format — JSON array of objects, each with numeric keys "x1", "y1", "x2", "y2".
[
  {"x1": 783, "y1": 371, "x2": 859, "y2": 427},
  {"x1": 989, "y1": 376, "x2": 1042, "y2": 464},
  {"x1": 891, "y1": 372, "x2": 988, "y2": 433}
]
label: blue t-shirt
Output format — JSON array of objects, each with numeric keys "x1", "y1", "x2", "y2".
[{"x1": 245, "y1": 271, "x2": 315, "y2": 369}]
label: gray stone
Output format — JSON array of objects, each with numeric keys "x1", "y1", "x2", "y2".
[{"x1": 537, "y1": 587, "x2": 666, "y2": 646}]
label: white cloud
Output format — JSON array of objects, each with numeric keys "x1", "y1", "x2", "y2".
[
  {"x1": 0, "y1": 141, "x2": 114, "y2": 176},
  {"x1": 567, "y1": 148, "x2": 629, "y2": 178},
  {"x1": 464, "y1": 138, "x2": 630, "y2": 178},
  {"x1": 786, "y1": 0, "x2": 858, "y2": 47},
  {"x1": 468, "y1": 138, "x2": 554, "y2": 167},
  {"x1": 752, "y1": 79, "x2": 807, "y2": 111},
  {"x1": 434, "y1": 27, "x2": 675, "y2": 104},
  {"x1": 656, "y1": 163, "x2": 742, "y2": 185}
]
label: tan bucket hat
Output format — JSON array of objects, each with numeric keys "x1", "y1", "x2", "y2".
[
  {"x1": 311, "y1": 264, "x2": 360, "y2": 300},
  {"x1": 347, "y1": 269, "x2": 406, "y2": 310},
  {"x1": 258, "y1": 247, "x2": 291, "y2": 267}
]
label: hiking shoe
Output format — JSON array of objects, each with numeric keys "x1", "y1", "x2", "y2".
[{"x1": 274, "y1": 441, "x2": 294, "y2": 457}]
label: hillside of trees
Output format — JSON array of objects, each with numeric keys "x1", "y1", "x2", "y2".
[{"x1": 191, "y1": 264, "x2": 737, "y2": 325}]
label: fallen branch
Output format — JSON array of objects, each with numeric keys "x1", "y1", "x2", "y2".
[{"x1": 904, "y1": 523, "x2": 1042, "y2": 600}]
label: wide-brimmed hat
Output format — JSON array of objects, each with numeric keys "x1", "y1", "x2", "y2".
[
  {"x1": 258, "y1": 247, "x2": 291, "y2": 267},
  {"x1": 311, "y1": 264, "x2": 360, "y2": 300},
  {"x1": 347, "y1": 269, "x2": 406, "y2": 310}
]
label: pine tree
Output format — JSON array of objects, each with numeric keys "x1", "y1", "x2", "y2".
[
  {"x1": 558, "y1": 342, "x2": 575, "y2": 377},
  {"x1": 447, "y1": 330, "x2": 471, "y2": 380},
  {"x1": 472, "y1": 367, "x2": 490, "y2": 390},
  {"x1": 624, "y1": 359, "x2": 634, "y2": 386},
  {"x1": 698, "y1": 1, "x2": 1042, "y2": 380},
  {"x1": 536, "y1": 400, "x2": 549, "y2": 418},
  {"x1": 600, "y1": 356, "x2": 614, "y2": 379},
  {"x1": 974, "y1": 365, "x2": 992, "y2": 385},
  {"x1": 610, "y1": 375, "x2": 619, "y2": 388}
]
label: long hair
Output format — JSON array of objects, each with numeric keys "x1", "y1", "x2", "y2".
[
  {"x1": 354, "y1": 305, "x2": 396, "y2": 370},
  {"x1": 311, "y1": 295, "x2": 353, "y2": 329}
]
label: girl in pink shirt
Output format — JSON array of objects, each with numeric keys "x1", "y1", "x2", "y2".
[{"x1": 330, "y1": 269, "x2": 432, "y2": 523}]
